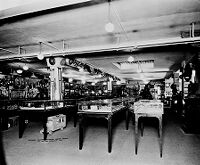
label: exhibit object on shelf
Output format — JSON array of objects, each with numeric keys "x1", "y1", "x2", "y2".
[{"x1": 40, "y1": 114, "x2": 66, "y2": 134}]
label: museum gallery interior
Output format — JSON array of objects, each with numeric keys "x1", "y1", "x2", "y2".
[{"x1": 0, "y1": 0, "x2": 200, "y2": 164}]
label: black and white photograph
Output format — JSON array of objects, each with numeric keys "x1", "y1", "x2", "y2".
[{"x1": 0, "y1": 0, "x2": 200, "y2": 164}]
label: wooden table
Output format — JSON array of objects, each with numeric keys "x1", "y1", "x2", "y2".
[
  {"x1": 78, "y1": 102, "x2": 128, "y2": 153},
  {"x1": 18, "y1": 100, "x2": 77, "y2": 140},
  {"x1": 132, "y1": 100, "x2": 163, "y2": 157}
]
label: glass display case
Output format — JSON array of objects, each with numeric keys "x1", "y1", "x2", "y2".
[
  {"x1": 78, "y1": 98, "x2": 125, "y2": 113},
  {"x1": 77, "y1": 98, "x2": 128, "y2": 153},
  {"x1": 18, "y1": 100, "x2": 77, "y2": 140}
]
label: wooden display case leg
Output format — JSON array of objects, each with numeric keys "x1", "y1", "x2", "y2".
[
  {"x1": 135, "y1": 115, "x2": 139, "y2": 155},
  {"x1": 74, "y1": 112, "x2": 77, "y2": 127},
  {"x1": 108, "y1": 116, "x2": 112, "y2": 153},
  {"x1": 1, "y1": 115, "x2": 9, "y2": 130},
  {"x1": 125, "y1": 109, "x2": 129, "y2": 130},
  {"x1": 79, "y1": 115, "x2": 84, "y2": 150},
  {"x1": 159, "y1": 117, "x2": 163, "y2": 157},
  {"x1": 19, "y1": 115, "x2": 25, "y2": 138},
  {"x1": 42, "y1": 116, "x2": 48, "y2": 140},
  {"x1": 141, "y1": 120, "x2": 144, "y2": 137}
]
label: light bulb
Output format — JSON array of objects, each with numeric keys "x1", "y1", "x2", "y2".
[
  {"x1": 105, "y1": 22, "x2": 114, "y2": 33},
  {"x1": 128, "y1": 56, "x2": 134, "y2": 62},
  {"x1": 68, "y1": 78, "x2": 73, "y2": 82},
  {"x1": 65, "y1": 58, "x2": 69, "y2": 65},
  {"x1": 116, "y1": 81, "x2": 121, "y2": 85},
  {"x1": 103, "y1": 82, "x2": 107, "y2": 85},
  {"x1": 23, "y1": 65, "x2": 29, "y2": 70},
  {"x1": 79, "y1": 68, "x2": 84, "y2": 72},
  {"x1": 37, "y1": 54, "x2": 44, "y2": 60},
  {"x1": 17, "y1": 69, "x2": 23, "y2": 74}
]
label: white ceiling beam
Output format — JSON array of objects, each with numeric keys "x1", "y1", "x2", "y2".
[{"x1": 0, "y1": 0, "x2": 92, "y2": 20}]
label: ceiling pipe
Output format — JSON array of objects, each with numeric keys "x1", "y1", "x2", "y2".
[
  {"x1": 0, "y1": 36, "x2": 200, "y2": 61},
  {"x1": 0, "y1": 47, "x2": 17, "y2": 54},
  {"x1": 39, "y1": 41, "x2": 60, "y2": 51}
]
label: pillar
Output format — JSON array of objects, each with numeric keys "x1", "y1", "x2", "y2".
[{"x1": 46, "y1": 57, "x2": 63, "y2": 100}]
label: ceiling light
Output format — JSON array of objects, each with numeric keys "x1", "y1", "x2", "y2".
[
  {"x1": 17, "y1": 69, "x2": 23, "y2": 74},
  {"x1": 116, "y1": 81, "x2": 121, "y2": 85},
  {"x1": 79, "y1": 68, "x2": 84, "y2": 72},
  {"x1": 127, "y1": 56, "x2": 134, "y2": 62},
  {"x1": 105, "y1": 0, "x2": 114, "y2": 33},
  {"x1": 37, "y1": 54, "x2": 44, "y2": 60},
  {"x1": 143, "y1": 80, "x2": 149, "y2": 84},
  {"x1": 92, "y1": 82, "x2": 95, "y2": 86},
  {"x1": 31, "y1": 73, "x2": 37, "y2": 79},
  {"x1": 82, "y1": 79, "x2": 86, "y2": 84},
  {"x1": 113, "y1": 60, "x2": 154, "y2": 70},
  {"x1": 105, "y1": 22, "x2": 115, "y2": 33},
  {"x1": 69, "y1": 78, "x2": 73, "y2": 82},
  {"x1": 65, "y1": 58, "x2": 69, "y2": 65},
  {"x1": 23, "y1": 65, "x2": 29, "y2": 71}
]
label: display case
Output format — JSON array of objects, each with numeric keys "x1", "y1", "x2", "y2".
[
  {"x1": 78, "y1": 98, "x2": 125, "y2": 113},
  {"x1": 18, "y1": 100, "x2": 76, "y2": 140},
  {"x1": 132, "y1": 99, "x2": 164, "y2": 157},
  {"x1": 77, "y1": 98, "x2": 128, "y2": 153},
  {"x1": 134, "y1": 100, "x2": 163, "y2": 114},
  {"x1": 0, "y1": 100, "x2": 20, "y2": 130},
  {"x1": 19, "y1": 100, "x2": 64, "y2": 111}
]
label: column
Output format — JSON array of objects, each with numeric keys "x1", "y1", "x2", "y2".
[{"x1": 46, "y1": 57, "x2": 63, "y2": 100}]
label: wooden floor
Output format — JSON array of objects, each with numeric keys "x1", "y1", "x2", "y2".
[{"x1": 1, "y1": 113, "x2": 200, "y2": 165}]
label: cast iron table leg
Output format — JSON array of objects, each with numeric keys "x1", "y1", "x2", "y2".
[
  {"x1": 79, "y1": 115, "x2": 84, "y2": 150},
  {"x1": 108, "y1": 116, "x2": 112, "y2": 153}
]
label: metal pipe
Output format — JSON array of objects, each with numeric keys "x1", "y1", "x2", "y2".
[
  {"x1": 41, "y1": 41, "x2": 59, "y2": 51},
  {"x1": 0, "y1": 47, "x2": 17, "y2": 54},
  {"x1": 0, "y1": 36, "x2": 200, "y2": 60}
]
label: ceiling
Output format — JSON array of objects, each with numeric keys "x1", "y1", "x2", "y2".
[{"x1": 0, "y1": 0, "x2": 200, "y2": 82}]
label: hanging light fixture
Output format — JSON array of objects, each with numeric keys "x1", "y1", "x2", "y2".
[
  {"x1": 23, "y1": 64, "x2": 29, "y2": 71},
  {"x1": 79, "y1": 67, "x2": 84, "y2": 72},
  {"x1": 37, "y1": 42, "x2": 44, "y2": 60},
  {"x1": 17, "y1": 69, "x2": 23, "y2": 74},
  {"x1": 105, "y1": 22, "x2": 114, "y2": 33},
  {"x1": 37, "y1": 54, "x2": 44, "y2": 60},
  {"x1": 105, "y1": 0, "x2": 115, "y2": 33},
  {"x1": 127, "y1": 56, "x2": 135, "y2": 62},
  {"x1": 31, "y1": 73, "x2": 37, "y2": 79},
  {"x1": 82, "y1": 79, "x2": 86, "y2": 84},
  {"x1": 116, "y1": 81, "x2": 121, "y2": 85}
]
